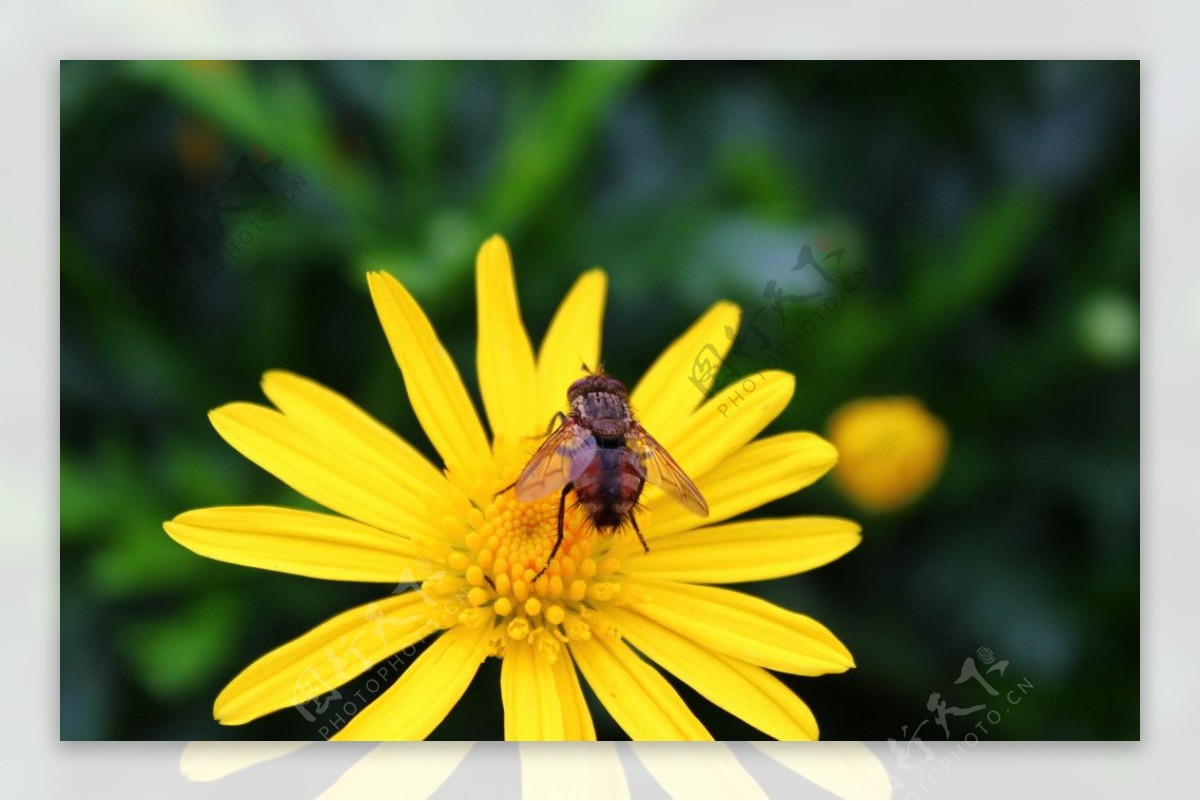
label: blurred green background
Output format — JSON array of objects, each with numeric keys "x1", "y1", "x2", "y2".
[{"x1": 60, "y1": 60, "x2": 1139, "y2": 741}]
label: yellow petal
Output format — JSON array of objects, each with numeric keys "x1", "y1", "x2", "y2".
[
  {"x1": 569, "y1": 635, "x2": 711, "y2": 741},
  {"x1": 208, "y1": 402, "x2": 439, "y2": 540},
  {"x1": 476, "y1": 236, "x2": 538, "y2": 448},
  {"x1": 638, "y1": 370, "x2": 794, "y2": 509},
  {"x1": 501, "y1": 640, "x2": 565, "y2": 740},
  {"x1": 215, "y1": 592, "x2": 440, "y2": 725},
  {"x1": 317, "y1": 742, "x2": 473, "y2": 799},
  {"x1": 534, "y1": 269, "x2": 607, "y2": 427},
  {"x1": 553, "y1": 649, "x2": 596, "y2": 741},
  {"x1": 367, "y1": 271, "x2": 495, "y2": 500},
  {"x1": 629, "y1": 301, "x2": 741, "y2": 446},
  {"x1": 333, "y1": 623, "x2": 492, "y2": 740},
  {"x1": 625, "y1": 579, "x2": 854, "y2": 676},
  {"x1": 750, "y1": 741, "x2": 892, "y2": 800},
  {"x1": 260, "y1": 370, "x2": 454, "y2": 523},
  {"x1": 655, "y1": 369, "x2": 794, "y2": 462},
  {"x1": 626, "y1": 516, "x2": 861, "y2": 584},
  {"x1": 519, "y1": 742, "x2": 626, "y2": 799},
  {"x1": 609, "y1": 607, "x2": 818, "y2": 740},
  {"x1": 165, "y1": 506, "x2": 429, "y2": 583},
  {"x1": 629, "y1": 743, "x2": 766, "y2": 799},
  {"x1": 499, "y1": 641, "x2": 596, "y2": 741},
  {"x1": 644, "y1": 432, "x2": 838, "y2": 538}
]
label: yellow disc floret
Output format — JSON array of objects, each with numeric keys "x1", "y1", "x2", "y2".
[{"x1": 440, "y1": 490, "x2": 627, "y2": 661}]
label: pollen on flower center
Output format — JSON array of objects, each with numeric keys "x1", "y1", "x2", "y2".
[{"x1": 448, "y1": 490, "x2": 625, "y2": 662}]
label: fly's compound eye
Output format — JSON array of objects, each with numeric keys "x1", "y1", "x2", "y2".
[
  {"x1": 603, "y1": 377, "x2": 628, "y2": 397},
  {"x1": 568, "y1": 377, "x2": 592, "y2": 399}
]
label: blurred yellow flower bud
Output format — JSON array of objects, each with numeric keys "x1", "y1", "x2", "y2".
[{"x1": 827, "y1": 396, "x2": 949, "y2": 512}]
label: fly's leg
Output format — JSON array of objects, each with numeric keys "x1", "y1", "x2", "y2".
[
  {"x1": 545, "y1": 411, "x2": 567, "y2": 434},
  {"x1": 534, "y1": 483, "x2": 572, "y2": 581},
  {"x1": 630, "y1": 475, "x2": 649, "y2": 554},
  {"x1": 494, "y1": 412, "x2": 570, "y2": 498},
  {"x1": 629, "y1": 511, "x2": 649, "y2": 554}
]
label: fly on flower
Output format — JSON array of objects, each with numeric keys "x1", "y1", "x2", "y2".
[
  {"x1": 512, "y1": 365, "x2": 709, "y2": 579},
  {"x1": 165, "y1": 234, "x2": 858, "y2": 742}
]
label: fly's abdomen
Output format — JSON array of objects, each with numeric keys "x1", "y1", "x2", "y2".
[{"x1": 574, "y1": 448, "x2": 642, "y2": 530}]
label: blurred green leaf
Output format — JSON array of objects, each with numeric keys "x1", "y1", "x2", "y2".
[
  {"x1": 118, "y1": 593, "x2": 244, "y2": 700},
  {"x1": 123, "y1": 60, "x2": 379, "y2": 245},
  {"x1": 904, "y1": 186, "x2": 1052, "y2": 337},
  {"x1": 482, "y1": 61, "x2": 650, "y2": 230},
  {"x1": 60, "y1": 450, "x2": 113, "y2": 540}
]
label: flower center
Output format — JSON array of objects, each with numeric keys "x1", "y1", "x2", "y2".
[{"x1": 436, "y1": 490, "x2": 626, "y2": 662}]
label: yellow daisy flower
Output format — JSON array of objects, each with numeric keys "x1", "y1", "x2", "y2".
[{"x1": 164, "y1": 235, "x2": 860, "y2": 741}]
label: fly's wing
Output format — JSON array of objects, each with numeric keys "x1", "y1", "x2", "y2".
[
  {"x1": 514, "y1": 420, "x2": 598, "y2": 502},
  {"x1": 629, "y1": 424, "x2": 709, "y2": 516}
]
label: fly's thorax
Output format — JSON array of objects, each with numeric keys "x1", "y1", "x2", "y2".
[
  {"x1": 571, "y1": 391, "x2": 633, "y2": 439},
  {"x1": 567, "y1": 373, "x2": 628, "y2": 402}
]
